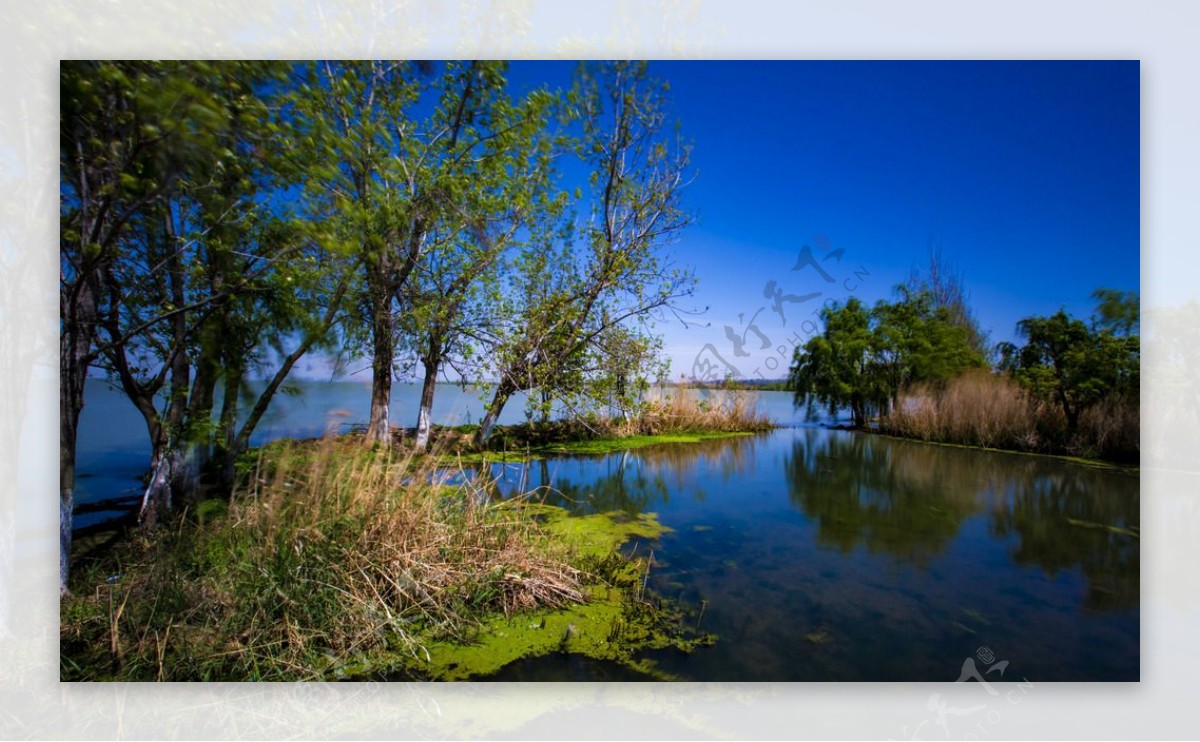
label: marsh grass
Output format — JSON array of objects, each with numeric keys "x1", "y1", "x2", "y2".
[
  {"x1": 61, "y1": 437, "x2": 589, "y2": 680},
  {"x1": 881, "y1": 369, "x2": 1138, "y2": 463},
  {"x1": 631, "y1": 386, "x2": 773, "y2": 435},
  {"x1": 467, "y1": 386, "x2": 771, "y2": 457}
]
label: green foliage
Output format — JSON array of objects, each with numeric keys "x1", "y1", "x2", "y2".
[
  {"x1": 476, "y1": 62, "x2": 696, "y2": 441},
  {"x1": 1007, "y1": 292, "x2": 1139, "y2": 431},
  {"x1": 788, "y1": 291, "x2": 985, "y2": 426}
]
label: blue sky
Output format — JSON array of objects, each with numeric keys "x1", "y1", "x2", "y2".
[
  {"x1": 307, "y1": 61, "x2": 1138, "y2": 382},
  {"x1": 499, "y1": 60, "x2": 1139, "y2": 381}
]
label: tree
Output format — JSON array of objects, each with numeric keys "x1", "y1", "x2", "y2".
[
  {"x1": 59, "y1": 61, "x2": 244, "y2": 590},
  {"x1": 789, "y1": 297, "x2": 883, "y2": 427},
  {"x1": 473, "y1": 61, "x2": 695, "y2": 446},
  {"x1": 904, "y1": 241, "x2": 990, "y2": 358},
  {"x1": 1010, "y1": 296, "x2": 1139, "y2": 433},
  {"x1": 87, "y1": 62, "x2": 348, "y2": 529},
  {"x1": 873, "y1": 289, "x2": 985, "y2": 410},
  {"x1": 397, "y1": 63, "x2": 561, "y2": 450},
  {"x1": 1092, "y1": 288, "x2": 1139, "y2": 336},
  {"x1": 291, "y1": 61, "x2": 426, "y2": 445},
  {"x1": 788, "y1": 290, "x2": 984, "y2": 427}
]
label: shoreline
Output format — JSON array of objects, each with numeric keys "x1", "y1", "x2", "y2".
[
  {"x1": 62, "y1": 421, "x2": 767, "y2": 681},
  {"x1": 855, "y1": 425, "x2": 1140, "y2": 473}
]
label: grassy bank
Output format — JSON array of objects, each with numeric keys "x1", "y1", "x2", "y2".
[
  {"x1": 879, "y1": 370, "x2": 1139, "y2": 464},
  {"x1": 60, "y1": 439, "x2": 712, "y2": 681},
  {"x1": 428, "y1": 386, "x2": 773, "y2": 461}
]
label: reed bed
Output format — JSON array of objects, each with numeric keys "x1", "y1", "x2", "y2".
[
  {"x1": 880, "y1": 369, "x2": 1138, "y2": 463},
  {"x1": 626, "y1": 386, "x2": 773, "y2": 435}
]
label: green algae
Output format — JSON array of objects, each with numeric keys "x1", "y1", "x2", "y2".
[
  {"x1": 438, "y1": 430, "x2": 755, "y2": 465},
  {"x1": 334, "y1": 504, "x2": 714, "y2": 681},
  {"x1": 537, "y1": 431, "x2": 754, "y2": 456},
  {"x1": 869, "y1": 430, "x2": 1139, "y2": 473},
  {"x1": 805, "y1": 628, "x2": 831, "y2": 645}
]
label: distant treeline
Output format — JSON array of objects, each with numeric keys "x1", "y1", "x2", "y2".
[
  {"x1": 671, "y1": 379, "x2": 790, "y2": 392},
  {"x1": 786, "y1": 251, "x2": 1139, "y2": 463}
]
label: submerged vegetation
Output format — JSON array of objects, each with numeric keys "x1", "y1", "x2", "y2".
[{"x1": 60, "y1": 438, "x2": 714, "y2": 681}]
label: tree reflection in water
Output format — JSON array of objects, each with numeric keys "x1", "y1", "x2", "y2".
[
  {"x1": 481, "y1": 435, "x2": 761, "y2": 516},
  {"x1": 784, "y1": 428, "x2": 1138, "y2": 610}
]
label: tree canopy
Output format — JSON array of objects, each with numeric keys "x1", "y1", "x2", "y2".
[
  {"x1": 788, "y1": 290, "x2": 985, "y2": 427},
  {"x1": 58, "y1": 60, "x2": 698, "y2": 592}
]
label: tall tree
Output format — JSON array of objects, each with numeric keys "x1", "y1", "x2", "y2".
[
  {"x1": 398, "y1": 64, "x2": 560, "y2": 450},
  {"x1": 292, "y1": 61, "x2": 425, "y2": 444},
  {"x1": 87, "y1": 62, "x2": 346, "y2": 529},
  {"x1": 789, "y1": 297, "x2": 883, "y2": 427},
  {"x1": 59, "y1": 61, "x2": 235, "y2": 591},
  {"x1": 474, "y1": 61, "x2": 695, "y2": 446}
]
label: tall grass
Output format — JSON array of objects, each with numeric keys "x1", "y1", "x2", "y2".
[
  {"x1": 880, "y1": 369, "x2": 1138, "y2": 463},
  {"x1": 476, "y1": 385, "x2": 772, "y2": 452},
  {"x1": 61, "y1": 437, "x2": 585, "y2": 680},
  {"x1": 627, "y1": 386, "x2": 773, "y2": 435}
]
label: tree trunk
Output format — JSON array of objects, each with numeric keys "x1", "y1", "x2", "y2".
[
  {"x1": 178, "y1": 353, "x2": 218, "y2": 503},
  {"x1": 365, "y1": 286, "x2": 394, "y2": 445},
  {"x1": 475, "y1": 380, "x2": 515, "y2": 448},
  {"x1": 850, "y1": 396, "x2": 865, "y2": 428},
  {"x1": 59, "y1": 276, "x2": 98, "y2": 595},
  {"x1": 415, "y1": 353, "x2": 439, "y2": 451},
  {"x1": 60, "y1": 364, "x2": 83, "y2": 595},
  {"x1": 138, "y1": 440, "x2": 182, "y2": 531},
  {"x1": 214, "y1": 366, "x2": 242, "y2": 492}
]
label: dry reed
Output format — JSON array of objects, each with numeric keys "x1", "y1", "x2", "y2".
[
  {"x1": 881, "y1": 369, "x2": 1138, "y2": 462},
  {"x1": 61, "y1": 435, "x2": 588, "y2": 680}
]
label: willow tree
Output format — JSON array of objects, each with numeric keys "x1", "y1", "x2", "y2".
[
  {"x1": 82, "y1": 62, "x2": 349, "y2": 530},
  {"x1": 789, "y1": 297, "x2": 884, "y2": 428},
  {"x1": 474, "y1": 61, "x2": 696, "y2": 446}
]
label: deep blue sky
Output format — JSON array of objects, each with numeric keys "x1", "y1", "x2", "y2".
[{"x1": 504, "y1": 60, "x2": 1140, "y2": 381}]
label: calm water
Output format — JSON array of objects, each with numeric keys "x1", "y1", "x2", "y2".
[
  {"x1": 74, "y1": 380, "x2": 807, "y2": 526},
  {"x1": 481, "y1": 428, "x2": 1139, "y2": 681},
  {"x1": 76, "y1": 383, "x2": 1138, "y2": 680},
  {"x1": 74, "y1": 378, "x2": 595, "y2": 527}
]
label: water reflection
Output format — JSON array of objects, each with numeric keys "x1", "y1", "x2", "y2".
[
  {"x1": 784, "y1": 430, "x2": 982, "y2": 564},
  {"x1": 485, "y1": 435, "x2": 763, "y2": 516},
  {"x1": 988, "y1": 467, "x2": 1139, "y2": 612},
  {"x1": 466, "y1": 427, "x2": 1137, "y2": 679},
  {"x1": 784, "y1": 429, "x2": 1139, "y2": 610}
]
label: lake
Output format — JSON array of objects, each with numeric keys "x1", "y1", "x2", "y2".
[{"x1": 75, "y1": 381, "x2": 1139, "y2": 680}]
